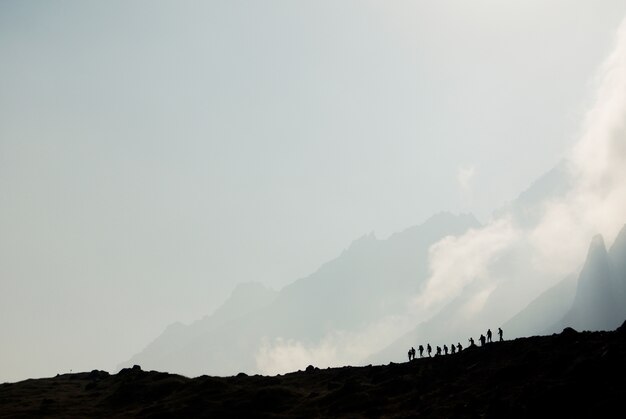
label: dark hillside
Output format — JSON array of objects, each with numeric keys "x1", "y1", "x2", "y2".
[{"x1": 2, "y1": 322, "x2": 626, "y2": 418}]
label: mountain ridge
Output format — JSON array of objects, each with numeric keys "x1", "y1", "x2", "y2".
[
  {"x1": 122, "y1": 212, "x2": 480, "y2": 376},
  {"x1": 506, "y1": 224, "x2": 626, "y2": 338}
]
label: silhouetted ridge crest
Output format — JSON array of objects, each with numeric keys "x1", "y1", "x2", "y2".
[
  {"x1": 5, "y1": 323, "x2": 626, "y2": 417},
  {"x1": 561, "y1": 327, "x2": 578, "y2": 337}
]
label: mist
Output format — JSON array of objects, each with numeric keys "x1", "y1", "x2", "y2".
[
  {"x1": 251, "y1": 15, "x2": 626, "y2": 373},
  {"x1": 418, "y1": 16, "x2": 626, "y2": 325},
  {"x1": 2, "y1": 1, "x2": 626, "y2": 382}
]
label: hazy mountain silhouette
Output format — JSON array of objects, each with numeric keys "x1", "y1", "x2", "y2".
[
  {"x1": 370, "y1": 165, "x2": 576, "y2": 363},
  {"x1": 371, "y1": 226, "x2": 626, "y2": 363},
  {"x1": 494, "y1": 161, "x2": 571, "y2": 227},
  {"x1": 369, "y1": 291, "x2": 469, "y2": 364},
  {"x1": 122, "y1": 212, "x2": 480, "y2": 376},
  {"x1": 609, "y1": 224, "x2": 626, "y2": 298},
  {"x1": 502, "y1": 275, "x2": 577, "y2": 339},
  {"x1": 122, "y1": 282, "x2": 277, "y2": 374},
  {"x1": 122, "y1": 159, "x2": 623, "y2": 376},
  {"x1": 552, "y1": 225, "x2": 626, "y2": 332},
  {"x1": 504, "y1": 224, "x2": 626, "y2": 337}
]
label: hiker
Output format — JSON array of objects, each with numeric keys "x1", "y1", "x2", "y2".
[
  {"x1": 443, "y1": 345, "x2": 448, "y2": 355},
  {"x1": 411, "y1": 347, "x2": 416, "y2": 360},
  {"x1": 436, "y1": 346, "x2": 442, "y2": 356},
  {"x1": 427, "y1": 344, "x2": 432, "y2": 357},
  {"x1": 418, "y1": 345, "x2": 424, "y2": 358},
  {"x1": 479, "y1": 334, "x2": 486, "y2": 346},
  {"x1": 408, "y1": 349, "x2": 412, "y2": 361},
  {"x1": 450, "y1": 344, "x2": 456, "y2": 354},
  {"x1": 469, "y1": 337, "x2": 475, "y2": 347},
  {"x1": 498, "y1": 327, "x2": 503, "y2": 342},
  {"x1": 457, "y1": 342, "x2": 463, "y2": 352},
  {"x1": 487, "y1": 329, "x2": 492, "y2": 343}
]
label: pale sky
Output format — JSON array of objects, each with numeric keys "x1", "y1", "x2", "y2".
[{"x1": 1, "y1": 0, "x2": 625, "y2": 382}]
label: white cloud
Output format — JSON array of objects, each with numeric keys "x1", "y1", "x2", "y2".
[
  {"x1": 413, "y1": 217, "x2": 520, "y2": 316},
  {"x1": 415, "y1": 16, "x2": 626, "y2": 326},
  {"x1": 259, "y1": 16, "x2": 626, "y2": 372},
  {"x1": 255, "y1": 315, "x2": 415, "y2": 375}
]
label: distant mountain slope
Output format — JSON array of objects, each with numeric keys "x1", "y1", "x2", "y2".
[
  {"x1": 502, "y1": 275, "x2": 577, "y2": 339},
  {"x1": 369, "y1": 291, "x2": 466, "y2": 364},
  {"x1": 554, "y1": 225, "x2": 626, "y2": 332},
  {"x1": 268, "y1": 212, "x2": 480, "y2": 339},
  {"x1": 122, "y1": 282, "x2": 278, "y2": 372},
  {"x1": 370, "y1": 166, "x2": 577, "y2": 363},
  {"x1": 494, "y1": 161, "x2": 572, "y2": 227},
  {"x1": 609, "y1": 224, "x2": 626, "y2": 300},
  {"x1": 123, "y1": 212, "x2": 480, "y2": 376},
  {"x1": 494, "y1": 224, "x2": 626, "y2": 339}
]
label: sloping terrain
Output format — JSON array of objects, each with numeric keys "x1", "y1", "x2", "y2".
[{"x1": 3, "y1": 322, "x2": 626, "y2": 418}]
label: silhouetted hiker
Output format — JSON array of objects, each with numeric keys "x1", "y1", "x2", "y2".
[
  {"x1": 457, "y1": 342, "x2": 463, "y2": 352},
  {"x1": 408, "y1": 349, "x2": 412, "y2": 361},
  {"x1": 411, "y1": 347, "x2": 416, "y2": 360},
  {"x1": 487, "y1": 329, "x2": 492, "y2": 343},
  {"x1": 436, "y1": 346, "x2": 442, "y2": 356},
  {"x1": 443, "y1": 344, "x2": 448, "y2": 355},
  {"x1": 498, "y1": 327, "x2": 503, "y2": 342},
  {"x1": 427, "y1": 344, "x2": 432, "y2": 357},
  {"x1": 450, "y1": 344, "x2": 456, "y2": 354},
  {"x1": 469, "y1": 337, "x2": 475, "y2": 347},
  {"x1": 418, "y1": 345, "x2": 424, "y2": 358},
  {"x1": 479, "y1": 334, "x2": 486, "y2": 346}
]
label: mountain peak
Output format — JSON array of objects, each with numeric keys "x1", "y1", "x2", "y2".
[
  {"x1": 609, "y1": 224, "x2": 626, "y2": 260},
  {"x1": 579, "y1": 234, "x2": 610, "y2": 288},
  {"x1": 559, "y1": 232, "x2": 619, "y2": 332},
  {"x1": 587, "y1": 234, "x2": 608, "y2": 260}
]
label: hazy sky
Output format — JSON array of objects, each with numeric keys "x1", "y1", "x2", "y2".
[{"x1": 2, "y1": 1, "x2": 626, "y2": 382}]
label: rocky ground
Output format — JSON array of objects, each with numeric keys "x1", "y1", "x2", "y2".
[{"x1": 2, "y1": 323, "x2": 626, "y2": 418}]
